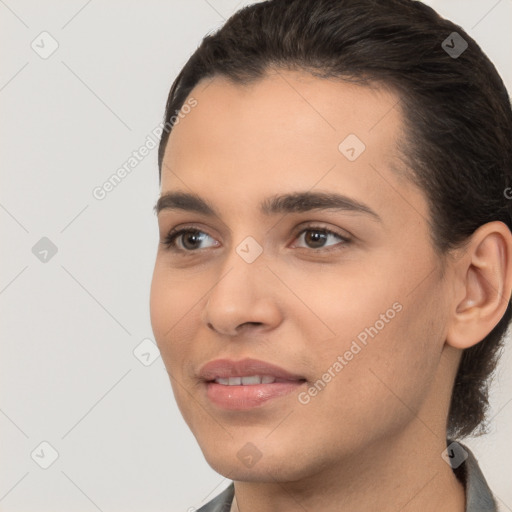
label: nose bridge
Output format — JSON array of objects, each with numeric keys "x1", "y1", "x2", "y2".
[
  {"x1": 209, "y1": 233, "x2": 268, "y2": 304},
  {"x1": 202, "y1": 233, "x2": 281, "y2": 334}
]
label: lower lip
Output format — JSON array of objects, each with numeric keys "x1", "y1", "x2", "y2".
[{"x1": 205, "y1": 381, "x2": 305, "y2": 410}]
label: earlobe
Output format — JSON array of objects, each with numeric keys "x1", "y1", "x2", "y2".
[{"x1": 446, "y1": 221, "x2": 512, "y2": 350}]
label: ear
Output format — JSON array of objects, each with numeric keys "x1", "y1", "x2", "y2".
[{"x1": 446, "y1": 221, "x2": 512, "y2": 350}]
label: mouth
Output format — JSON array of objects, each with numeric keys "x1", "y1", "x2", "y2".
[
  {"x1": 199, "y1": 358, "x2": 307, "y2": 410},
  {"x1": 212, "y1": 375, "x2": 296, "y2": 385}
]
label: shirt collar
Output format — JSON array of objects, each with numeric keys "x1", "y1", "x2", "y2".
[{"x1": 454, "y1": 441, "x2": 498, "y2": 512}]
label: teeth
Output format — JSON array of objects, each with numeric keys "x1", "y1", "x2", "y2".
[
  {"x1": 213, "y1": 375, "x2": 277, "y2": 385},
  {"x1": 241, "y1": 375, "x2": 261, "y2": 385}
]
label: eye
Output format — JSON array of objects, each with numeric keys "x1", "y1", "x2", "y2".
[
  {"x1": 291, "y1": 225, "x2": 351, "y2": 251},
  {"x1": 161, "y1": 224, "x2": 351, "y2": 255},
  {"x1": 161, "y1": 227, "x2": 218, "y2": 252}
]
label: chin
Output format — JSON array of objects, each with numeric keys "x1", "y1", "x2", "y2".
[{"x1": 197, "y1": 436, "x2": 316, "y2": 483}]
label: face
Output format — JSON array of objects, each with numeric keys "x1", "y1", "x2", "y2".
[{"x1": 150, "y1": 69, "x2": 453, "y2": 482}]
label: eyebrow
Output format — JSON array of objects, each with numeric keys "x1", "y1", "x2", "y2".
[{"x1": 153, "y1": 190, "x2": 381, "y2": 222}]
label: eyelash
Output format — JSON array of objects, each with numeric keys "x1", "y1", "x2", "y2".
[{"x1": 161, "y1": 224, "x2": 351, "y2": 255}]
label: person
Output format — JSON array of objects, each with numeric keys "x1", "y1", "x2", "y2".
[{"x1": 149, "y1": 0, "x2": 512, "y2": 510}]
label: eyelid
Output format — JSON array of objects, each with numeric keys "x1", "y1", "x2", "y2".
[{"x1": 291, "y1": 221, "x2": 352, "y2": 242}]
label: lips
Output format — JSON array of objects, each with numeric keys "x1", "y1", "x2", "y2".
[{"x1": 199, "y1": 358, "x2": 307, "y2": 410}]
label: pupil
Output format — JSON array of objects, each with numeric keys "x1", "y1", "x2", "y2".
[
  {"x1": 184, "y1": 231, "x2": 204, "y2": 249},
  {"x1": 306, "y1": 231, "x2": 326, "y2": 248}
]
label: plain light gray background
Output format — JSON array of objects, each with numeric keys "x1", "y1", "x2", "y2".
[{"x1": 1, "y1": 1, "x2": 511, "y2": 510}]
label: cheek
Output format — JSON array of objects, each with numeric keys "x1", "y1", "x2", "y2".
[
  {"x1": 149, "y1": 265, "x2": 173, "y2": 345},
  {"x1": 300, "y1": 284, "x2": 397, "y2": 361},
  {"x1": 149, "y1": 263, "x2": 200, "y2": 364},
  {"x1": 265, "y1": 259, "x2": 388, "y2": 345},
  {"x1": 296, "y1": 313, "x2": 436, "y2": 456},
  {"x1": 149, "y1": 266, "x2": 204, "y2": 422},
  {"x1": 298, "y1": 270, "x2": 446, "y2": 432}
]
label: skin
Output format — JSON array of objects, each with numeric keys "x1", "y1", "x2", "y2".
[{"x1": 150, "y1": 69, "x2": 512, "y2": 511}]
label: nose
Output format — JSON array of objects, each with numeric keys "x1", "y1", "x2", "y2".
[{"x1": 200, "y1": 251, "x2": 283, "y2": 337}]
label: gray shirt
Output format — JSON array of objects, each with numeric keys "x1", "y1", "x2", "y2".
[{"x1": 196, "y1": 442, "x2": 497, "y2": 512}]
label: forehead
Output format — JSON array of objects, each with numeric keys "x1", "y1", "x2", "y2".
[
  {"x1": 164, "y1": 69, "x2": 403, "y2": 172},
  {"x1": 160, "y1": 69, "x2": 427, "y2": 226},
  {"x1": 165, "y1": 69, "x2": 403, "y2": 158}
]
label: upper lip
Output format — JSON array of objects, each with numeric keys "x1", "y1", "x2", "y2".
[{"x1": 199, "y1": 358, "x2": 306, "y2": 382}]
